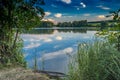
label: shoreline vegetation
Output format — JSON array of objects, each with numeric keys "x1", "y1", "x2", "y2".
[
  {"x1": 67, "y1": 41, "x2": 120, "y2": 80},
  {"x1": 36, "y1": 20, "x2": 120, "y2": 28},
  {"x1": 66, "y1": 9, "x2": 120, "y2": 80}
]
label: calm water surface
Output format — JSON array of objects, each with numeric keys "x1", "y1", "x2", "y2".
[{"x1": 21, "y1": 28, "x2": 97, "y2": 73}]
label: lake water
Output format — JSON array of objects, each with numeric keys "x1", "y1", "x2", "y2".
[{"x1": 21, "y1": 28, "x2": 97, "y2": 73}]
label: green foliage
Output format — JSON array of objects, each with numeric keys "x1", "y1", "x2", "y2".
[
  {"x1": 0, "y1": 0, "x2": 45, "y2": 67},
  {"x1": 57, "y1": 20, "x2": 88, "y2": 27},
  {"x1": 97, "y1": 9, "x2": 120, "y2": 51},
  {"x1": 100, "y1": 21, "x2": 109, "y2": 30},
  {"x1": 67, "y1": 41, "x2": 120, "y2": 80},
  {"x1": 38, "y1": 21, "x2": 54, "y2": 27},
  {"x1": 107, "y1": 9, "x2": 120, "y2": 20}
]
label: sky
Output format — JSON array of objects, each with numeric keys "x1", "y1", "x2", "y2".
[{"x1": 40, "y1": 0, "x2": 120, "y2": 23}]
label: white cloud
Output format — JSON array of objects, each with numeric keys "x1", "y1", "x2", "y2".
[
  {"x1": 80, "y1": 2, "x2": 86, "y2": 8},
  {"x1": 42, "y1": 18, "x2": 55, "y2": 23},
  {"x1": 62, "y1": 15, "x2": 73, "y2": 18},
  {"x1": 51, "y1": 4, "x2": 57, "y2": 8},
  {"x1": 48, "y1": 19, "x2": 55, "y2": 22},
  {"x1": 96, "y1": 5, "x2": 110, "y2": 10},
  {"x1": 42, "y1": 18, "x2": 57, "y2": 24},
  {"x1": 83, "y1": 14, "x2": 90, "y2": 16},
  {"x1": 24, "y1": 43, "x2": 40, "y2": 49},
  {"x1": 97, "y1": 15, "x2": 106, "y2": 19},
  {"x1": 61, "y1": 0, "x2": 71, "y2": 4},
  {"x1": 77, "y1": 8, "x2": 80, "y2": 10},
  {"x1": 45, "y1": 12, "x2": 51, "y2": 16},
  {"x1": 56, "y1": 36, "x2": 62, "y2": 40},
  {"x1": 54, "y1": 13, "x2": 62, "y2": 18},
  {"x1": 40, "y1": 47, "x2": 73, "y2": 60}
]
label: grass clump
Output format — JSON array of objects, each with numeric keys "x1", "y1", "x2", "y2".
[{"x1": 67, "y1": 41, "x2": 120, "y2": 80}]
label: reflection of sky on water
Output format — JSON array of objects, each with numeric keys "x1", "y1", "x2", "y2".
[{"x1": 21, "y1": 30, "x2": 97, "y2": 73}]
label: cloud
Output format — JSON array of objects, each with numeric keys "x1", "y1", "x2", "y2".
[
  {"x1": 61, "y1": 0, "x2": 72, "y2": 4},
  {"x1": 42, "y1": 18, "x2": 57, "y2": 24},
  {"x1": 24, "y1": 43, "x2": 41, "y2": 49},
  {"x1": 97, "y1": 15, "x2": 106, "y2": 19},
  {"x1": 56, "y1": 36, "x2": 63, "y2": 40},
  {"x1": 77, "y1": 8, "x2": 80, "y2": 10},
  {"x1": 40, "y1": 47, "x2": 73, "y2": 60},
  {"x1": 54, "y1": 13, "x2": 62, "y2": 18},
  {"x1": 62, "y1": 15, "x2": 73, "y2": 18},
  {"x1": 80, "y1": 2, "x2": 86, "y2": 8},
  {"x1": 51, "y1": 4, "x2": 57, "y2": 8},
  {"x1": 45, "y1": 12, "x2": 51, "y2": 16},
  {"x1": 83, "y1": 14, "x2": 90, "y2": 16},
  {"x1": 96, "y1": 5, "x2": 110, "y2": 10},
  {"x1": 47, "y1": 19, "x2": 55, "y2": 22}
]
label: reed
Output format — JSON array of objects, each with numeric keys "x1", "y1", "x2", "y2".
[{"x1": 67, "y1": 41, "x2": 120, "y2": 80}]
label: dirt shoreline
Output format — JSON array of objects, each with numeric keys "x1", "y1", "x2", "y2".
[{"x1": 0, "y1": 67, "x2": 50, "y2": 80}]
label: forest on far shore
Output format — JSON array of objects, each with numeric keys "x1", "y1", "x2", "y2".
[{"x1": 38, "y1": 20, "x2": 120, "y2": 28}]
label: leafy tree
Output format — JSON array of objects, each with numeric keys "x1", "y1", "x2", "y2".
[
  {"x1": 106, "y1": 9, "x2": 120, "y2": 20},
  {"x1": 38, "y1": 21, "x2": 54, "y2": 27},
  {"x1": 100, "y1": 21, "x2": 108, "y2": 30},
  {"x1": 0, "y1": 0, "x2": 45, "y2": 67},
  {"x1": 97, "y1": 9, "x2": 120, "y2": 51},
  {"x1": 57, "y1": 20, "x2": 88, "y2": 27}
]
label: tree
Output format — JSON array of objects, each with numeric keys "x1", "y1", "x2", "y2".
[
  {"x1": 106, "y1": 9, "x2": 120, "y2": 20},
  {"x1": 100, "y1": 21, "x2": 108, "y2": 30},
  {"x1": 0, "y1": 0, "x2": 45, "y2": 67},
  {"x1": 38, "y1": 21, "x2": 54, "y2": 27},
  {"x1": 97, "y1": 9, "x2": 120, "y2": 51}
]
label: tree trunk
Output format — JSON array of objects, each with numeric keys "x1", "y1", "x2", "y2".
[{"x1": 12, "y1": 29, "x2": 19, "y2": 49}]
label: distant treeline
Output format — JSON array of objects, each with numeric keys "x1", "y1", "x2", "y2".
[
  {"x1": 57, "y1": 20, "x2": 120, "y2": 28},
  {"x1": 57, "y1": 20, "x2": 88, "y2": 27},
  {"x1": 37, "y1": 21, "x2": 54, "y2": 27},
  {"x1": 37, "y1": 20, "x2": 119, "y2": 28}
]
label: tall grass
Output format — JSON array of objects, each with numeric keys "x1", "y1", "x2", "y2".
[{"x1": 67, "y1": 41, "x2": 120, "y2": 80}]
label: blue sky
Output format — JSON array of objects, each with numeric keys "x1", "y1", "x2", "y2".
[{"x1": 41, "y1": 0, "x2": 120, "y2": 23}]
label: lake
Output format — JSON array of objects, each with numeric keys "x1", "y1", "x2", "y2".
[{"x1": 21, "y1": 28, "x2": 97, "y2": 73}]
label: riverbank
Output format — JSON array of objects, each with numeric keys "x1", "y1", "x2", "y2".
[{"x1": 0, "y1": 67, "x2": 49, "y2": 80}]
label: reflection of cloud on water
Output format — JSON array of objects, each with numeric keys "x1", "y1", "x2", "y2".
[
  {"x1": 54, "y1": 45, "x2": 60, "y2": 48},
  {"x1": 24, "y1": 43, "x2": 41, "y2": 49},
  {"x1": 23, "y1": 38, "x2": 40, "y2": 42},
  {"x1": 44, "y1": 38, "x2": 53, "y2": 42},
  {"x1": 21, "y1": 34, "x2": 55, "y2": 43},
  {"x1": 39, "y1": 47, "x2": 73, "y2": 61},
  {"x1": 56, "y1": 36, "x2": 63, "y2": 40},
  {"x1": 23, "y1": 52, "x2": 30, "y2": 58},
  {"x1": 53, "y1": 30, "x2": 59, "y2": 34},
  {"x1": 83, "y1": 36, "x2": 90, "y2": 39}
]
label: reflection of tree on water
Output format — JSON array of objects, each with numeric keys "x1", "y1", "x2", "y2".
[
  {"x1": 23, "y1": 29, "x2": 87, "y2": 34},
  {"x1": 58, "y1": 29, "x2": 87, "y2": 33},
  {"x1": 23, "y1": 29, "x2": 54, "y2": 34}
]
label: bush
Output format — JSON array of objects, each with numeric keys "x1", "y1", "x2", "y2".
[
  {"x1": 67, "y1": 41, "x2": 120, "y2": 80},
  {"x1": 0, "y1": 37, "x2": 26, "y2": 68}
]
